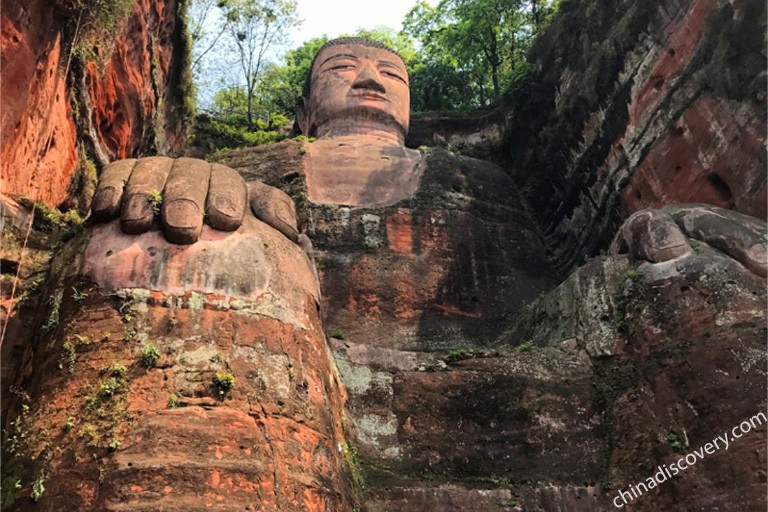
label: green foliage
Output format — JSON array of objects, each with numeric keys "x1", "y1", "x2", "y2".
[
  {"x1": 692, "y1": 1, "x2": 766, "y2": 111},
  {"x1": 72, "y1": 0, "x2": 138, "y2": 62},
  {"x1": 59, "y1": 341, "x2": 78, "y2": 374},
  {"x1": 148, "y1": 189, "x2": 163, "y2": 216},
  {"x1": 212, "y1": 0, "x2": 300, "y2": 126},
  {"x1": 141, "y1": 343, "x2": 161, "y2": 368},
  {"x1": 71, "y1": 286, "x2": 89, "y2": 302},
  {"x1": 13, "y1": 197, "x2": 85, "y2": 240},
  {"x1": 445, "y1": 349, "x2": 469, "y2": 361},
  {"x1": 329, "y1": 328, "x2": 346, "y2": 340},
  {"x1": 516, "y1": 341, "x2": 534, "y2": 352},
  {"x1": 108, "y1": 363, "x2": 128, "y2": 378},
  {"x1": 4, "y1": 400, "x2": 30, "y2": 457},
  {"x1": 99, "y1": 377, "x2": 123, "y2": 398},
  {"x1": 167, "y1": 393, "x2": 181, "y2": 408},
  {"x1": 191, "y1": 112, "x2": 285, "y2": 153},
  {"x1": 666, "y1": 430, "x2": 687, "y2": 454},
  {"x1": 42, "y1": 289, "x2": 64, "y2": 333},
  {"x1": 212, "y1": 372, "x2": 236, "y2": 396},
  {"x1": 403, "y1": 0, "x2": 555, "y2": 111},
  {"x1": 30, "y1": 472, "x2": 46, "y2": 502},
  {"x1": 260, "y1": 36, "x2": 329, "y2": 116},
  {"x1": 341, "y1": 441, "x2": 366, "y2": 494},
  {"x1": 70, "y1": 146, "x2": 99, "y2": 217},
  {"x1": 78, "y1": 423, "x2": 99, "y2": 446},
  {"x1": 168, "y1": 0, "x2": 197, "y2": 133}
]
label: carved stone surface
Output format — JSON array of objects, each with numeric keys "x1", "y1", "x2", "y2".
[
  {"x1": 304, "y1": 137, "x2": 422, "y2": 207},
  {"x1": 0, "y1": 0, "x2": 189, "y2": 207},
  {"x1": 2, "y1": 12, "x2": 766, "y2": 511},
  {"x1": 2, "y1": 214, "x2": 354, "y2": 511}
]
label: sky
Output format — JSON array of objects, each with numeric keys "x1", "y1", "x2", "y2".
[{"x1": 285, "y1": 0, "x2": 431, "y2": 49}]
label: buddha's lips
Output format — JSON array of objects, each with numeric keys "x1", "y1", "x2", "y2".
[{"x1": 350, "y1": 92, "x2": 389, "y2": 102}]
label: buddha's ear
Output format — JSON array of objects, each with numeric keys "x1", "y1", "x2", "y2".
[{"x1": 296, "y1": 97, "x2": 309, "y2": 135}]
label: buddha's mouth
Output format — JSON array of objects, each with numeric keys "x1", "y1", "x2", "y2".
[{"x1": 350, "y1": 92, "x2": 388, "y2": 102}]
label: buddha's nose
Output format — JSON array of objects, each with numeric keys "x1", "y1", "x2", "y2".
[{"x1": 352, "y1": 65, "x2": 385, "y2": 93}]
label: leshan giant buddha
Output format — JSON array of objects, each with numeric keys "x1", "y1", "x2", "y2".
[{"x1": 7, "y1": 38, "x2": 766, "y2": 511}]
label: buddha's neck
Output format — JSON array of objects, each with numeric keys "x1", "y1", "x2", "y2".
[
  {"x1": 303, "y1": 136, "x2": 424, "y2": 208},
  {"x1": 313, "y1": 120, "x2": 405, "y2": 145}
]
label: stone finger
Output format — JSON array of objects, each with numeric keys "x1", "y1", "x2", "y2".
[
  {"x1": 121, "y1": 156, "x2": 174, "y2": 234},
  {"x1": 91, "y1": 158, "x2": 137, "y2": 222},
  {"x1": 622, "y1": 209, "x2": 691, "y2": 263},
  {"x1": 248, "y1": 181, "x2": 298, "y2": 242},
  {"x1": 161, "y1": 157, "x2": 211, "y2": 245},
  {"x1": 206, "y1": 163, "x2": 247, "y2": 232},
  {"x1": 668, "y1": 205, "x2": 767, "y2": 277}
]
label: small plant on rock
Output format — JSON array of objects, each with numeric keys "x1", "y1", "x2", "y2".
[
  {"x1": 30, "y1": 472, "x2": 46, "y2": 502},
  {"x1": 71, "y1": 286, "x2": 88, "y2": 302},
  {"x1": 141, "y1": 343, "x2": 161, "y2": 368},
  {"x1": 99, "y1": 377, "x2": 123, "y2": 398},
  {"x1": 60, "y1": 341, "x2": 77, "y2": 373},
  {"x1": 329, "y1": 327, "x2": 346, "y2": 340},
  {"x1": 109, "y1": 363, "x2": 127, "y2": 378},
  {"x1": 212, "y1": 372, "x2": 236, "y2": 397},
  {"x1": 167, "y1": 393, "x2": 180, "y2": 408},
  {"x1": 148, "y1": 189, "x2": 163, "y2": 216},
  {"x1": 516, "y1": 341, "x2": 534, "y2": 352}
]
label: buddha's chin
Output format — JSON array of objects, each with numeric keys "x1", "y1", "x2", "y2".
[{"x1": 312, "y1": 107, "x2": 408, "y2": 142}]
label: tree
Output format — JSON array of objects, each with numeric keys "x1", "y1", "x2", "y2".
[
  {"x1": 223, "y1": 0, "x2": 300, "y2": 127},
  {"x1": 188, "y1": 0, "x2": 233, "y2": 73},
  {"x1": 403, "y1": 0, "x2": 556, "y2": 110},
  {"x1": 256, "y1": 36, "x2": 328, "y2": 118}
]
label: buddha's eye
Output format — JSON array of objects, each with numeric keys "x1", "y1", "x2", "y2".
[
  {"x1": 382, "y1": 70, "x2": 406, "y2": 83},
  {"x1": 330, "y1": 64, "x2": 354, "y2": 71}
]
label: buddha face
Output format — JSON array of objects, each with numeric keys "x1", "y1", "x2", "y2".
[{"x1": 298, "y1": 43, "x2": 410, "y2": 143}]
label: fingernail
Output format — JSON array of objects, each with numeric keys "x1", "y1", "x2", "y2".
[
  {"x1": 275, "y1": 201, "x2": 295, "y2": 227},
  {"x1": 748, "y1": 243, "x2": 767, "y2": 265},
  {"x1": 165, "y1": 200, "x2": 199, "y2": 229},
  {"x1": 123, "y1": 195, "x2": 151, "y2": 221},
  {"x1": 92, "y1": 186, "x2": 116, "y2": 213},
  {"x1": 212, "y1": 195, "x2": 237, "y2": 219}
]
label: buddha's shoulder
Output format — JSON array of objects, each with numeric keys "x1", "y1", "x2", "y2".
[
  {"x1": 404, "y1": 147, "x2": 527, "y2": 217},
  {"x1": 211, "y1": 139, "x2": 306, "y2": 187}
]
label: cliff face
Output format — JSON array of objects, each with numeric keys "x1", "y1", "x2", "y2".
[
  {"x1": 1, "y1": 0, "x2": 765, "y2": 510},
  {"x1": 3, "y1": 217, "x2": 357, "y2": 511},
  {"x1": 503, "y1": 0, "x2": 766, "y2": 275},
  {"x1": 0, "y1": 0, "x2": 192, "y2": 210}
]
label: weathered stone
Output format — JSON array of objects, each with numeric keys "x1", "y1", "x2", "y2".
[
  {"x1": 0, "y1": 0, "x2": 190, "y2": 208},
  {"x1": 3, "y1": 8, "x2": 766, "y2": 511},
  {"x1": 503, "y1": 0, "x2": 766, "y2": 275},
  {"x1": 2, "y1": 216, "x2": 356, "y2": 510}
]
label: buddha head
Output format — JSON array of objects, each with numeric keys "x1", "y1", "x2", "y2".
[{"x1": 297, "y1": 37, "x2": 410, "y2": 144}]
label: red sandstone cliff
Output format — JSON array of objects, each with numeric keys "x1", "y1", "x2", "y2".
[
  {"x1": 0, "y1": 0, "x2": 192, "y2": 210},
  {"x1": 1, "y1": 0, "x2": 765, "y2": 510},
  {"x1": 502, "y1": 0, "x2": 766, "y2": 275}
]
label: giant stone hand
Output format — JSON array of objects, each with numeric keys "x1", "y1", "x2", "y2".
[
  {"x1": 611, "y1": 203, "x2": 767, "y2": 277},
  {"x1": 91, "y1": 156, "x2": 298, "y2": 245}
]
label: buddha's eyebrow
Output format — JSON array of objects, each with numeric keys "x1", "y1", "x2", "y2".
[
  {"x1": 320, "y1": 53, "x2": 358, "y2": 66},
  {"x1": 379, "y1": 60, "x2": 404, "y2": 70}
]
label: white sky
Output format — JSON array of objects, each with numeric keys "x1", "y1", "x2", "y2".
[{"x1": 286, "y1": 0, "x2": 432, "y2": 49}]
